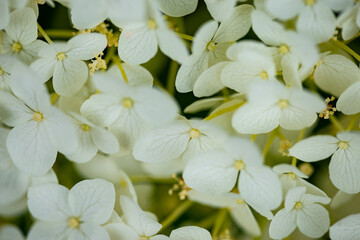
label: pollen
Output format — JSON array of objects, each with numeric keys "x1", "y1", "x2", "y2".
[
  {"x1": 236, "y1": 199, "x2": 245, "y2": 205},
  {"x1": 260, "y1": 71, "x2": 269, "y2": 79},
  {"x1": 11, "y1": 42, "x2": 22, "y2": 52},
  {"x1": 207, "y1": 41, "x2": 216, "y2": 52},
  {"x1": 68, "y1": 217, "x2": 80, "y2": 229},
  {"x1": 338, "y1": 141, "x2": 349, "y2": 150},
  {"x1": 33, "y1": 112, "x2": 44, "y2": 122},
  {"x1": 89, "y1": 52, "x2": 107, "y2": 74},
  {"x1": 189, "y1": 128, "x2": 200, "y2": 138},
  {"x1": 122, "y1": 98, "x2": 134, "y2": 109},
  {"x1": 148, "y1": 19, "x2": 157, "y2": 29},
  {"x1": 234, "y1": 160, "x2": 245, "y2": 170},
  {"x1": 278, "y1": 99, "x2": 289, "y2": 109},
  {"x1": 305, "y1": 0, "x2": 316, "y2": 6},
  {"x1": 81, "y1": 124, "x2": 91, "y2": 132},
  {"x1": 278, "y1": 44, "x2": 289, "y2": 54},
  {"x1": 57, "y1": 52, "x2": 66, "y2": 61},
  {"x1": 294, "y1": 201, "x2": 303, "y2": 210}
]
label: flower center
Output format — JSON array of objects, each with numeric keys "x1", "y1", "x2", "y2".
[
  {"x1": 287, "y1": 172, "x2": 296, "y2": 180},
  {"x1": 234, "y1": 160, "x2": 245, "y2": 170},
  {"x1": 33, "y1": 112, "x2": 44, "y2": 122},
  {"x1": 278, "y1": 44, "x2": 289, "y2": 54},
  {"x1": 338, "y1": 141, "x2": 349, "y2": 149},
  {"x1": 12, "y1": 42, "x2": 22, "y2": 52},
  {"x1": 294, "y1": 201, "x2": 303, "y2": 210},
  {"x1": 189, "y1": 128, "x2": 200, "y2": 138},
  {"x1": 236, "y1": 199, "x2": 245, "y2": 205},
  {"x1": 68, "y1": 217, "x2": 80, "y2": 229},
  {"x1": 81, "y1": 124, "x2": 91, "y2": 132},
  {"x1": 207, "y1": 41, "x2": 216, "y2": 52},
  {"x1": 259, "y1": 71, "x2": 269, "y2": 79},
  {"x1": 122, "y1": 97, "x2": 134, "y2": 109},
  {"x1": 139, "y1": 236, "x2": 149, "y2": 240},
  {"x1": 278, "y1": 99, "x2": 289, "y2": 109},
  {"x1": 57, "y1": 52, "x2": 66, "y2": 61},
  {"x1": 148, "y1": 19, "x2": 157, "y2": 29},
  {"x1": 305, "y1": 0, "x2": 315, "y2": 6}
]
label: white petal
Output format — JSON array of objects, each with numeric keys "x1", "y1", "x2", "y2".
[
  {"x1": 288, "y1": 88, "x2": 326, "y2": 113},
  {"x1": 183, "y1": 151, "x2": 238, "y2": 194},
  {"x1": 133, "y1": 121, "x2": 190, "y2": 163},
  {"x1": 269, "y1": 209, "x2": 297, "y2": 239},
  {"x1": 0, "y1": 225, "x2": 24, "y2": 240},
  {"x1": 314, "y1": 54, "x2": 360, "y2": 97},
  {"x1": 337, "y1": 81, "x2": 360, "y2": 115},
  {"x1": 265, "y1": 0, "x2": 303, "y2": 20},
  {"x1": 67, "y1": 33, "x2": 107, "y2": 60},
  {"x1": 105, "y1": 223, "x2": 139, "y2": 240},
  {"x1": 6, "y1": 8, "x2": 37, "y2": 44},
  {"x1": 192, "y1": 21, "x2": 218, "y2": 54},
  {"x1": 53, "y1": 57, "x2": 88, "y2": 96},
  {"x1": 106, "y1": 64, "x2": 153, "y2": 87},
  {"x1": 7, "y1": 121, "x2": 57, "y2": 176},
  {"x1": 0, "y1": 0, "x2": 9, "y2": 30},
  {"x1": 70, "y1": 0, "x2": 107, "y2": 29},
  {"x1": 118, "y1": 27, "x2": 158, "y2": 65},
  {"x1": 205, "y1": 0, "x2": 236, "y2": 22},
  {"x1": 193, "y1": 61, "x2": 228, "y2": 97},
  {"x1": 77, "y1": 223, "x2": 110, "y2": 240},
  {"x1": 239, "y1": 166, "x2": 282, "y2": 210},
  {"x1": 251, "y1": 10, "x2": 285, "y2": 45},
  {"x1": 170, "y1": 226, "x2": 211, "y2": 240},
  {"x1": 67, "y1": 130, "x2": 98, "y2": 163},
  {"x1": 27, "y1": 222, "x2": 69, "y2": 240},
  {"x1": 68, "y1": 179, "x2": 115, "y2": 224},
  {"x1": 289, "y1": 135, "x2": 338, "y2": 162},
  {"x1": 279, "y1": 106, "x2": 318, "y2": 130},
  {"x1": 230, "y1": 204, "x2": 261, "y2": 236},
  {"x1": 157, "y1": 28, "x2": 189, "y2": 64},
  {"x1": 296, "y1": 4, "x2": 336, "y2": 43},
  {"x1": 213, "y1": 4, "x2": 253, "y2": 43},
  {"x1": 90, "y1": 127, "x2": 119, "y2": 154},
  {"x1": 329, "y1": 149, "x2": 360, "y2": 194},
  {"x1": 27, "y1": 183, "x2": 70, "y2": 221},
  {"x1": 0, "y1": 89, "x2": 32, "y2": 126},
  {"x1": 330, "y1": 213, "x2": 360, "y2": 240},
  {"x1": 0, "y1": 164, "x2": 29, "y2": 205},
  {"x1": 184, "y1": 97, "x2": 223, "y2": 113},
  {"x1": 120, "y1": 195, "x2": 162, "y2": 237},
  {"x1": 232, "y1": 104, "x2": 281, "y2": 134},
  {"x1": 155, "y1": 0, "x2": 197, "y2": 17},
  {"x1": 330, "y1": 191, "x2": 356, "y2": 209},
  {"x1": 297, "y1": 204, "x2": 330, "y2": 238},
  {"x1": 30, "y1": 56, "x2": 57, "y2": 82}
]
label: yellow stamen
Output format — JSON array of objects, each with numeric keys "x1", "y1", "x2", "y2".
[
  {"x1": 11, "y1": 42, "x2": 22, "y2": 52},
  {"x1": 81, "y1": 124, "x2": 91, "y2": 132},
  {"x1": 305, "y1": 0, "x2": 316, "y2": 6},
  {"x1": 278, "y1": 99, "x2": 289, "y2": 109},
  {"x1": 338, "y1": 141, "x2": 349, "y2": 149},
  {"x1": 287, "y1": 172, "x2": 296, "y2": 180},
  {"x1": 148, "y1": 19, "x2": 157, "y2": 29},
  {"x1": 236, "y1": 199, "x2": 245, "y2": 205},
  {"x1": 294, "y1": 201, "x2": 303, "y2": 210},
  {"x1": 68, "y1": 217, "x2": 80, "y2": 229},
  {"x1": 234, "y1": 160, "x2": 245, "y2": 170},
  {"x1": 260, "y1": 71, "x2": 269, "y2": 79},
  {"x1": 189, "y1": 128, "x2": 200, "y2": 138},
  {"x1": 206, "y1": 41, "x2": 216, "y2": 52},
  {"x1": 57, "y1": 52, "x2": 66, "y2": 61},
  {"x1": 278, "y1": 44, "x2": 289, "y2": 54},
  {"x1": 122, "y1": 98, "x2": 134, "y2": 108},
  {"x1": 33, "y1": 112, "x2": 44, "y2": 122}
]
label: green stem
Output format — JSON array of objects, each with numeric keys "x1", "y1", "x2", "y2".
[
  {"x1": 346, "y1": 114, "x2": 359, "y2": 131},
  {"x1": 329, "y1": 115, "x2": 344, "y2": 131},
  {"x1": 205, "y1": 102, "x2": 246, "y2": 121},
  {"x1": 112, "y1": 56, "x2": 128, "y2": 84},
  {"x1": 40, "y1": 29, "x2": 74, "y2": 39},
  {"x1": 160, "y1": 200, "x2": 194, "y2": 231},
  {"x1": 37, "y1": 23, "x2": 53, "y2": 44},
  {"x1": 211, "y1": 209, "x2": 228, "y2": 238},
  {"x1": 166, "y1": 60, "x2": 178, "y2": 95},
  {"x1": 105, "y1": 46, "x2": 116, "y2": 65},
  {"x1": 262, "y1": 131, "x2": 277, "y2": 158},
  {"x1": 177, "y1": 32, "x2": 194, "y2": 41},
  {"x1": 331, "y1": 38, "x2": 360, "y2": 62}
]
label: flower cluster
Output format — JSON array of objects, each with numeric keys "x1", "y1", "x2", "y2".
[{"x1": 0, "y1": 0, "x2": 360, "y2": 239}]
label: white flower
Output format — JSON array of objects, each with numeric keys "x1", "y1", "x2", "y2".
[
  {"x1": 188, "y1": 191, "x2": 273, "y2": 236},
  {"x1": 0, "y1": 65, "x2": 77, "y2": 176},
  {"x1": 118, "y1": 3, "x2": 189, "y2": 65},
  {"x1": 273, "y1": 164, "x2": 330, "y2": 200},
  {"x1": 232, "y1": 81, "x2": 326, "y2": 134},
  {"x1": 80, "y1": 73, "x2": 179, "y2": 149},
  {"x1": 0, "y1": 55, "x2": 20, "y2": 92},
  {"x1": 106, "y1": 63, "x2": 153, "y2": 87},
  {"x1": 269, "y1": 187, "x2": 330, "y2": 239},
  {"x1": 183, "y1": 136, "x2": 282, "y2": 211},
  {"x1": 337, "y1": 2, "x2": 360, "y2": 41},
  {"x1": 330, "y1": 213, "x2": 360, "y2": 240},
  {"x1": 289, "y1": 131, "x2": 360, "y2": 194},
  {"x1": 1, "y1": 8, "x2": 47, "y2": 65},
  {"x1": 66, "y1": 112, "x2": 119, "y2": 163},
  {"x1": 30, "y1": 32, "x2": 107, "y2": 96},
  {"x1": 313, "y1": 53, "x2": 360, "y2": 97},
  {"x1": 170, "y1": 226, "x2": 211, "y2": 240},
  {"x1": 105, "y1": 195, "x2": 164, "y2": 240},
  {"x1": 133, "y1": 118, "x2": 227, "y2": 163},
  {"x1": 27, "y1": 179, "x2": 115, "y2": 240},
  {"x1": 0, "y1": 225, "x2": 24, "y2": 240},
  {"x1": 154, "y1": 0, "x2": 198, "y2": 17},
  {"x1": 204, "y1": 0, "x2": 236, "y2": 22},
  {"x1": 337, "y1": 81, "x2": 360, "y2": 115},
  {"x1": 175, "y1": 4, "x2": 254, "y2": 93},
  {"x1": 0, "y1": 0, "x2": 28, "y2": 29},
  {"x1": 265, "y1": 0, "x2": 337, "y2": 43},
  {"x1": 251, "y1": 10, "x2": 319, "y2": 86}
]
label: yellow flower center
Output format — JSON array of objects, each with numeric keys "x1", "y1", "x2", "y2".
[
  {"x1": 189, "y1": 128, "x2": 200, "y2": 138},
  {"x1": 234, "y1": 160, "x2": 245, "y2": 170},
  {"x1": 236, "y1": 199, "x2": 245, "y2": 205},
  {"x1": 122, "y1": 98, "x2": 134, "y2": 109},
  {"x1": 305, "y1": 0, "x2": 315, "y2": 6},
  {"x1": 119, "y1": 179, "x2": 128, "y2": 188},
  {"x1": 294, "y1": 201, "x2": 303, "y2": 210},
  {"x1": 287, "y1": 172, "x2": 296, "y2": 180},
  {"x1": 338, "y1": 141, "x2": 349, "y2": 150},
  {"x1": 81, "y1": 124, "x2": 91, "y2": 132},
  {"x1": 68, "y1": 217, "x2": 80, "y2": 229},
  {"x1": 207, "y1": 41, "x2": 216, "y2": 52},
  {"x1": 139, "y1": 236, "x2": 149, "y2": 240},
  {"x1": 57, "y1": 52, "x2": 66, "y2": 61},
  {"x1": 12, "y1": 42, "x2": 22, "y2": 52},
  {"x1": 278, "y1": 44, "x2": 289, "y2": 54},
  {"x1": 259, "y1": 71, "x2": 269, "y2": 79},
  {"x1": 33, "y1": 112, "x2": 44, "y2": 122},
  {"x1": 278, "y1": 99, "x2": 289, "y2": 109},
  {"x1": 316, "y1": 59, "x2": 323, "y2": 67},
  {"x1": 148, "y1": 19, "x2": 157, "y2": 29}
]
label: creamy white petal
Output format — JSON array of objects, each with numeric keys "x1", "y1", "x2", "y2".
[
  {"x1": 0, "y1": 0, "x2": 9, "y2": 30},
  {"x1": 90, "y1": 127, "x2": 119, "y2": 154},
  {"x1": 265, "y1": 0, "x2": 303, "y2": 20},
  {"x1": 155, "y1": 0, "x2": 197, "y2": 17},
  {"x1": 157, "y1": 28, "x2": 189, "y2": 64},
  {"x1": 77, "y1": 223, "x2": 110, "y2": 240},
  {"x1": 30, "y1": 56, "x2": 57, "y2": 83},
  {"x1": 183, "y1": 151, "x2": 238, "y2": 194},
  {"x1": 170, "y1": 226, "x2": 211, "y2": 240},
  {"x1": 279, "y1": 106, "x2": 318, "y2": 130},
  {"x1": 251, "y1": 10, "x2": 285, "y2": 45},
  {"x1": 269, "y1": 209, "x2": 297, "y2": 239},
  {"x1": 205, "y1": 0, "x2": 235, "y2": 22},
  {"x1": 337, "y1": 81, "x2": 360, "y2": 115},
  {"x1": 230, "y1": 204, "x2": 261, "y2": 236},
  {"x1": 67, "y1": 33, "x2": 107, "y2": 60},
  {"x1": 0, "y1": 225, "x2": 24, "y2": 240},
  {"x1": 192, "y1": 21, "x2": 218, "y2": 54},
  {"x1": 67, "y1": 130, "x2": 98, "y2": 163},
  {"x1": 330, "y1": 191, "x2": 356, "y2": 209},
  {"x1": 70, "y1": 0, "x2": 107, "y2": 29},
  {"x1": 330, "y1": 213, "x2": 360, "y2": 240},
  {"x1": 184, "y1": 97, "x2": 223, "y2": 113},
  {"x1": 6, "y1": 8, "x2": 37, "y2": 44},
  {"x1": 297, "y1": 204, "x2": 330, "y2": 238},
  {"x1": 106, "y1": 64, "x2": 153, "y2": 87},
  {"x1": 105, "y1": 222, "x2": 139, "y2": 240},
  {"x1": 27, "y1": 221, "x2": 69, "y2": 240},
  {"x1": 68, "y1": 179, "x2": 115, "y2": 224},
  {"x1": 0, "y1": 164, "x2": 29, "y2": 205}
]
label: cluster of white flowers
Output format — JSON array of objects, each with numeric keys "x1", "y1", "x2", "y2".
[{"x1": 0, "y1": 0, "x2": 360, "y2": 239}]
